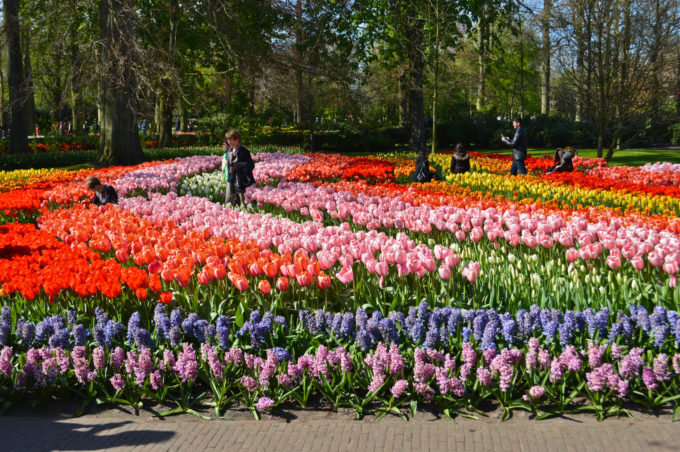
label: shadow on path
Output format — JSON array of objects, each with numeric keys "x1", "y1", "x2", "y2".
[{"x1": 2, "y1": 418, "x2": 175, "y2": 451}]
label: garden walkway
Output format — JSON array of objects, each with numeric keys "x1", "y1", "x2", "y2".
[{"x1": 1, "y1": 406, "x2": 678, "y2": 451}]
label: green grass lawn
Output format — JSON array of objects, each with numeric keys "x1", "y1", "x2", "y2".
[
  {"x1": 52, "y1": 146, "x2": 679, "y2": 171},
  {"x1": 475, "y1": 148, "x2": 680, "y2": 166}
]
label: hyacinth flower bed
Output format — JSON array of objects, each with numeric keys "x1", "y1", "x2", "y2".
[
  {"x1": 1, "y1": 303, "x2": 680, "y2": 420},
  {"x1": 1, "y1": 148, "x2": 680, "y2": 420}
]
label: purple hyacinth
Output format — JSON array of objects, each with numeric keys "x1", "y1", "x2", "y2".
[
  {"x1": 17, "y1": 319, "x2": 35, "y2": 345},
  {"x1": 378, "y1": 318, "x2": 399, "y2": 344},
  {"x1": 356, "y1": 308, "x2": 369, "y2": 330},
  {"x1": 71, "y1": 324, "x2": 90, "y2": 346},
  {"x1": 543, "y1": 321, "x2": 558, "y2": 343},
  {"x1": 170, "y1": 309, "x2": 182, "y2": 329},
  {"x1": 389, "y1": 311, "x2": 405, "y2": 329},
  {"x1": 462, "y1": 326, "x2": 472, "y2": 342},
  {"x1": 501, "y1": 318, "x2": 517, "y2": 344},
  {"x1": 558, "y1": 322, "x2": 573, "y2": 346},
  {"x1": 271, "y1": 347, "x2": 293, "y2": 362},
  {"x1": 216, "y1": 316, "x2": 230, "y2": 350},
  {"x1": 357, "y1": 328, "x2": 372, "y2": 351},
  {"x1": 340, "y1": 312, "x2": 355, "y2": 338},
  {"x1": 0, "y1": 307, "x2": 11, "y2": 347},
  {"x1": 481, "y1": 322, "x2": 497, "y2": 350},
  {"x1": 126, "y1": 312, "x2": 141, "y2": 344},
  {"x1": 472, "y1": 312, "x2": 487, "y2": 341},
  {"x1": 153, "y1": 304, "x2": 171, "y2": 340},
  {"x1": 48, "y1": 329, "x2": 70, "y2": 349}
]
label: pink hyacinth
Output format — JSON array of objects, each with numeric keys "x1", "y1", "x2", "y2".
[
  {"x1": 240, "y1": 375, "x2": 259, "y2": 392},
  {"x1": 391, "y1": 379, "x2": 409, "y2": 398},
  {"x1": 642, "y1": 366, "x2": 658, "y2": 390},
  {"x1": 150, "y1": 370, "x2": 163, "y2": 390},
  {"x1": 653, "y1": 354, "x2": 670, "y2": 382},
  {"x1": 93, "y1": 347, "x2": 106, "y2": 371},
  {"x1": 0, "y1": 347, "x2": 13, "y2": 376},
  {"x1": 255, "y1": 397, "x2": 274, "y2": 411},
  {"x1": 110, "y1": 374, "x2": 125, "y2": 391},
  {"x1": 528, "y1": 385, "x2": 546, "y2": 400},
  {"x1": 476, "y1": 367, "x2": 492, "y2": 387},
  {"x1": 110, "y1": 347, "x2": 125, "y2": 370}
]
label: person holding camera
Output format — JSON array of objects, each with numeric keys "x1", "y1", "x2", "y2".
[{"x1": 501, "y1": 117, "x2": 528, "y2": 176}]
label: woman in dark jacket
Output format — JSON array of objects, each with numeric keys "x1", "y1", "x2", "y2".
[
  {"x1": 450, "y1": 143, "x2": 470, "y2": 174},
  {"x1": 546, "y1": 147, "x2": 575, "y2": 174},
  {"x1": 221, "y1": 129, "x2": 255, "y2": 206}
]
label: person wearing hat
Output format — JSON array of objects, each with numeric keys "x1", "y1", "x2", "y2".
[
  {"x1": 501, "y1": 117, "x2": 528, "y2": 175},
  {"x1": 85, "y1": 176, "x2": 118, "y2": 206}
]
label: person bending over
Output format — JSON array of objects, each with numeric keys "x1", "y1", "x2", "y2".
[{"x1": 86, "y1": 176, "x2": 118, "y2": 206}]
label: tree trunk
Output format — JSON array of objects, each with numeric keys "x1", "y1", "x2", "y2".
[
  {"x1": 540, "y1": 0, "x2": 551, "y2": 115},
  {"x1": 406, "y1": 16, "x2": 425, "y2": 154},
  {"x1": 159, "y1": 0, "x2": 180, "y2": 148},
  {"x1": 6, "y1": 0, "x2": 29, "y2": 153},
  {"x1": 475, "y1": 13, "x2": 486, "y2": 111},
  {"x1": 97, "y1": 0, "x2": 143, "y2": 165},
  {"x1": 23, "y1": 31, "x2": 35, "y2": 136},
  {"x1": 431, "y1": 3, "x2": 440, "y2": 155},
  {"x1": 0, "y1": 49, "x2": 6, "y2": 129},
  {"x1": 180, "y1": 103, "x2": 187, "y2": 132},
  {"x1": 396, "y1": 41, "x2": 408, "y2": 125},
  {"x1": 158, "y1": 93, "x2": 173, "y2": 147},
  {"x1": 70, "y1": 39, "x2": 81, "y2": 135}
]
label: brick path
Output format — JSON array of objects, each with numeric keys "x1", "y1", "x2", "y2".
[{"x1": 2, "y1": 411, "x2": 678, "y2": 452}]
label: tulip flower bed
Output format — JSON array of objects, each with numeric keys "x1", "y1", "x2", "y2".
[{"x1": 1, "y1": 148, "x2": 680, "y2": 420}]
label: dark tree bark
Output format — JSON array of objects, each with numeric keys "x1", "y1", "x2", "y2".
[
  {"x1": 540, "y1": 0, "x2": 551, "y2": 115},
  {"x1": 23, "y1": 31, "x2": 36, "y2": 135},
  {"x1": 97, "y1": 0, "x2": 144, "y2": 165},
  {"x1": 5, "y1": 0, "x2": 29, "y2": 153},
  {"x1": 406, "y1": 15, "x2": 426, "y2": 154},
  {"x1": 159, "y1": 0, "x2": 180, "y2": 148}
]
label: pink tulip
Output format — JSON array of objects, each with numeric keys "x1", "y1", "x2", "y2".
[
  {"x1": 445, "y1": 254, "x2": 461, "y2": 267},
  {"x1": 606, "y1": 254, "x2": 621, "y2": 270},
  {"x1": 258, "y1": 280, "x2": 271, "y2": 294},
  {"x1": 438, "y1": 265, "x2": 451, "y2": 280},
  {"x1": 630, "y1": 256, "x2": 645, "y2": 270},
  {"x1": 276, "y1": 276, "x2": 289, "y2": 291},
  {"x1": 566, "y1": 247, "x2": 578, "y2": 262},
  {"x1": 648, "y1": 251, "x2": 664, "y2": 268},
  {"x1": 663, "y1": 261, "x2": 678, "y2": 275},
  {"x1": 316, "y1": 274, "x2": 331, "y2": 289},
  {"x1": 336, "y1": 266, "x2": 354, "y2": 284}
]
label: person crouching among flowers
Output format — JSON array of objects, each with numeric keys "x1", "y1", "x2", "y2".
[{"x1": 86, "y1": 175, "x2": 118, "y2": 206}]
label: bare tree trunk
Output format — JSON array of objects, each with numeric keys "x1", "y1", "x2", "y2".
[
  {"x1": 70, "y1": 37, "x2": 81, "y2": 135},
  {"x1": 6, "y1": 0, "x2": 29, "y2": 153},
  {"x1": 396, "y1": 41, "x2": 408, "y2": 125},
  {"x1": 180, "y1": 103, "x2": 187, "y2": 132},
  {"x1": 540, "y1": 0, "x2": 551, "y2": 115},
  {"x1": 159, "y1": 0, "x2": 180, "y2": 148},
  {"x1": 0, "y1": 50, "x2": 6, "y2": 129},
  {"x1": 23, "y1": 30, "x2": 36, "y2": 136},
  {"x1": 97, "y1": 0, "x2": 143, "y2": 165},
  {"x1": 406, "y1": 16, "x2": 425, "y2": 154},
  {"x1": 431, "y1": 2, "x2": 440, "y2": 155},
  {"x1": 475, "y1": 12, "x2": 486, "y2": 111}
]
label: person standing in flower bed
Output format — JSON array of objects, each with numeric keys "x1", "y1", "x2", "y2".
[
  {"x1": 450, "y1": 143, "x2": 470, "y2": 174},
  {"x1": 85, "y1": 175, "x2": 118, "y2": 206},
  {"x1": 221, "y1": 129, "x2": 255, "y2": 207},
  {"x1": 501, "y1": 117, "x2": 528, "y2": 176}
]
